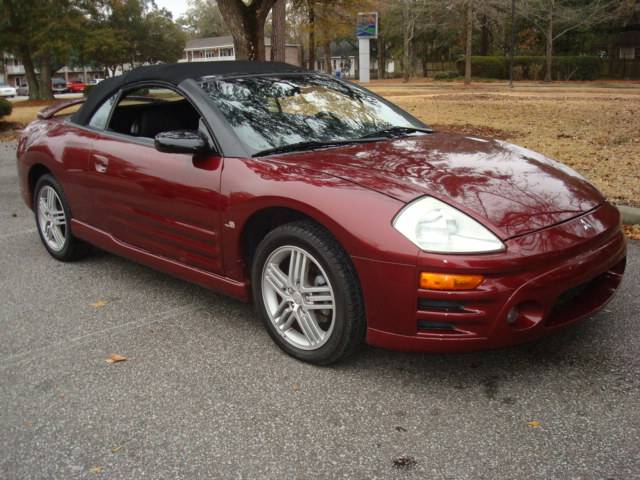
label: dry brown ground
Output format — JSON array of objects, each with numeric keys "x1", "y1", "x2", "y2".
[{"x1": 366, "y1": 80, "x2": 640, "y2": 209}]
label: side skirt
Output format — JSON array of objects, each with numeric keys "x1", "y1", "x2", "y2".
[{"x1": 71, "y1": 219, "x2": 250, "y2": 301}]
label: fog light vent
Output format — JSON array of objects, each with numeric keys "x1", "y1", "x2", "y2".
[{"x1": 417, "y1": 320, "x2": 456, "y2": 331}]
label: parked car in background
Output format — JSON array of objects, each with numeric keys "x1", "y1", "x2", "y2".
[
  {"x1": 67, "y1": 80, "x2": 86, "y2": 93},
  {"x1": 52, "y1": 78, "x2": 68, "y2": 94},
  {"x1": 16, "y1": 85, "x2": 29, "y2": 96},
  {"x1": 0, "y1": 84, "x2": 17, "y2": 98},
  {"x1": 17, "y1": 62, "x2": 627, "y2": 365}
]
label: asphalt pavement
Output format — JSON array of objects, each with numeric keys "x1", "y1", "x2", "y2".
[{"x1": 1, "y1": 140, "x2": 639, "y2": 479}]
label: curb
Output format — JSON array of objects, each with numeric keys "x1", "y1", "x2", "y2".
[{"x1": 619, "y1": 205, "x2": 640, "y2": 225}]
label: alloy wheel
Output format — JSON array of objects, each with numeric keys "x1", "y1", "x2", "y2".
[
  {"x1": 261, "y1": 245, "x2": 336, "y2": 351},
  {"x1": 36, "y1": 185, "x2": 67, "y2": 252}
]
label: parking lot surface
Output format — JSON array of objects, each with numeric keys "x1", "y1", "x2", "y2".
[{"x1": 1, "y1": 140, "x2": 639, "y2": 479}]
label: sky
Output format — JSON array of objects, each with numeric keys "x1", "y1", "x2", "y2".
[{"x1": 155, "y1": 0, "x2": 189, "y2": 20}]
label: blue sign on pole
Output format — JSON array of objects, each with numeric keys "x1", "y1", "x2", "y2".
[{"x1": 356, "y1": 12, "x2": 378, "y2": 39}]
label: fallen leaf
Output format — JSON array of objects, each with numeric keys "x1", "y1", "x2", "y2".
[
  {"x1": 527, "y1": 420, "x2": 541, "y2": 428},
  {"x1": 90, "y1": 300, "x2": 108, "y2": 309},
  {"x1": 292, "y1": 383, "x2": 300, "y2": 391},
  {"x1": 89, "y1": 466, "x2": 103, "y2": 474},
  {"x1": 105, "y1": 354, "x2": 127, "y2": 364},
  {"x1": 24, "y1": 421, "x2": 33, "y2": 428},
  {"x1": 111, "y1": 445, "x2": 122, "y2": 453},
  {"x1": 393, "y1": 455, "x2": 417, "y2": 469}
]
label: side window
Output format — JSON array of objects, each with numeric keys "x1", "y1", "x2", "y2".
[
  {"x1": 106, "y1": 86, "x2": 202, "y2": 139},
  {"x1": 88, "y1": 93, "x2": 118, "y2": 130}
]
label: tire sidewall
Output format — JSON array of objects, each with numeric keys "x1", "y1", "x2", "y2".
[
  {"x1": 33, "y1": 175, "x2": 73, "y2": 260},
  {"x1": 252, "y1": 228, "x2": 352, "y2": 364}
]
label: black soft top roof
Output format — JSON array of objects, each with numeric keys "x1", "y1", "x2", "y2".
[{"x1": 72, "y1": 61, "x2": 307, "y2": 125}]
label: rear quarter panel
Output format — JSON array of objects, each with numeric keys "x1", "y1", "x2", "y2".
[{"x1": 18, "y1": 119, "x2": 94, "y2": 221}]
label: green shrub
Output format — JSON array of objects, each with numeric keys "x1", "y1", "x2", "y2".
[
  {"x1": 83, "y1": 84, "x2": 95, "y2": 97},
  {"x1": 0, "y1": 97, "x2": 12, "y2": 119},
  {"x1": 433, "y1": 71, "x2": 459, "y2": 80},
  {"x1": 456, "y1": 56, "x2": 602, "y2": 80},
  {"x1": 553, "y1": 56, "x2": 601, "y2": 80}
]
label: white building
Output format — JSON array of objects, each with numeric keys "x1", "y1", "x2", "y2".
[
  {"x1": 1, "y1": 54, "x2": 104, "y2": 87},
  {"x1": 181, "y1": 36, "x2": 301, "y2": 66},
  {"x1": 312, "y1": 40, "x2": 395, "y2": 79}
]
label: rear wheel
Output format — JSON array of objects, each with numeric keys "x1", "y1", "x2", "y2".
[
  {"x1": 252, "y1": 221, "x2": 365, "y2": 365},
  {"x1": 34, "y1": 174, "x2": 90, "y2": 261}
]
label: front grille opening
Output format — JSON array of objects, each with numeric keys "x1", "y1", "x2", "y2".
[
  {"x1": 546, "y1": 271, "x2": 615, "y2": 327},
  {"x1": 554, "y1": 281, "x2": 592, "y2": 309},
  {"x1": 418, "y1": 298, "x2": 466, "y2": 313}
]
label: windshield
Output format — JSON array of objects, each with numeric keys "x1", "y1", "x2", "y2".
[{"x1": 198, "y1": 74, "x2": 423, "y2": 154}]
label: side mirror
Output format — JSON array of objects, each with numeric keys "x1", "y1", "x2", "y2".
[{"x1": 154, "y1": 130, "x2": 209, "y2": 155}]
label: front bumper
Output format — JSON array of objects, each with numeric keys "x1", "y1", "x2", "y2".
[{"x1": 354, "y1": 203, "x2": 627, "y2": 353}]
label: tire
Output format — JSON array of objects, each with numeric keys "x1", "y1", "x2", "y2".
[
  {"x1": 33, "y1": 174, "x2": 91, "y2": 261},
  {"x1": 252, "y1": 220, "x2": 366, "y2": 365}
]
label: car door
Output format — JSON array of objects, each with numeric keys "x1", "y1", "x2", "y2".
[{"x1": 84, "y1": 85, "x2": 225, "y2": 274}]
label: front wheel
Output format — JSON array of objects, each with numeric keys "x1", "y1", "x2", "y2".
[{"x1": 252, "y1": 221, "x2": 366, "y2": 365}]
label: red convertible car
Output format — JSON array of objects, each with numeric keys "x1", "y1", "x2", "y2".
[{"x1": 17, "y1": 62, "x2": 626, "y2": 364}]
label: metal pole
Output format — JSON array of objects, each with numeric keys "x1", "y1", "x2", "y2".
[{"x1": 509, "y1": 0, "x2": 516, "y2": 88}]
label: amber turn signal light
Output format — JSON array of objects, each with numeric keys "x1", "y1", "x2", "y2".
[{"x1": 419, "y1": 272, "x2": 484, "y2": 291}]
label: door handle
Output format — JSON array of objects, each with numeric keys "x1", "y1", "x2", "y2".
[{"x1": 93, "y1": 154, "x2": 109, "y2": 173}]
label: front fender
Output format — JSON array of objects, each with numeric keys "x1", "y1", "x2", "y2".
[{"x1": 220, "y1": 156, "x2": 420, "y2": 282}]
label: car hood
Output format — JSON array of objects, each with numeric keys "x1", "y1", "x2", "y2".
[{"x1": 270, "y1": 132, "x2": 604, "y2": 239}]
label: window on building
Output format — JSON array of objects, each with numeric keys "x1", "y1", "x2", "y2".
[{"x1": 620, "y1": 47, "x2": 635, "y2": 60}]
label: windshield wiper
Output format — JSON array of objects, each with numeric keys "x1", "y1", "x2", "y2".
[
  {"x1": 360, "y1": 126, "x2": 433, "y2": 139},
  {"x1": 253, "y1": 138, "x2": 382, "y2": 157}
]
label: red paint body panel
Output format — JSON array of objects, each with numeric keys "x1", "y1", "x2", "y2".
[
  {"x1": 272, "y1": 133, "x2": 604, "y2": 238},
  {"x1": 17, "y1": 116, "x2": 627, "y2": 353},
  {"x1": 84, "y1": 131, "x2": 224, "y2": 273}
]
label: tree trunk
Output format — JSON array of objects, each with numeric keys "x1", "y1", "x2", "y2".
[
  {"x1": 544, "y1": 6, "x2": 553, "y2": 83},
  {"x1": 308, "y1": 1, "x2": 316, "y2": 70},
  {"x1": 607, "y1": 34, "x2": 615, "y2": 75},
  {"x1": 19, "y1": 45, "x2": 41, "y2": 100},
  {"x1": 271, "y1": 0, "x2": 286, "y2": 62},
  {"x1": 217, "y1": 0, "x2": 276, "y2": 61},
  {"x1": 480, "y1": 15, "x2": 490, "y2": 56},
  {"x1": 402, "y1": 1, "x2": 415, "y2": 83},
  {"x1": 465, "y1": 0, "x2": 473, "y2": 85},
  {"x1": 38, "y1": 56, "x2": 54, "y2": 100},
  {"x1": 322, "y1": 40, "x2": 332, "y2": 74},
  {"x1": 377, "y1": 38, "x2": 385, "y2": 80},
  {"x1": 508, "y1": 0, "x2": 515, "y2": 87}
]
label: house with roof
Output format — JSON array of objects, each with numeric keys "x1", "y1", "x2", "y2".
[
  {"x1": 311, "y1": 40, "x2": 395, "y2": 79},
  {"x1": 180, "y1": 36, "x2": 301, "y2": 66},
  {"x1": 1, "y1": 54, "x2": 104, "y2": 87}
]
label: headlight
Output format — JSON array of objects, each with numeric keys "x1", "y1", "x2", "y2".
[{"x1": 393, "y1": 196, "x2": 504, "y2": 253}]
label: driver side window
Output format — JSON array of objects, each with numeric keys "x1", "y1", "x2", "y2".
[{"x1": 104, "y1": 86, "x2": 202, "y2": 140}]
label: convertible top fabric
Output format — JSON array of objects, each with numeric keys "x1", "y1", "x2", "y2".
[{"x1": 71, "y1": 61, "x2": 307, "y2": 125}]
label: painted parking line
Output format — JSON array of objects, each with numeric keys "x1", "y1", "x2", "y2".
[{"x1": 0, "y1": 303, "x2": 200, "y2": 369}]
